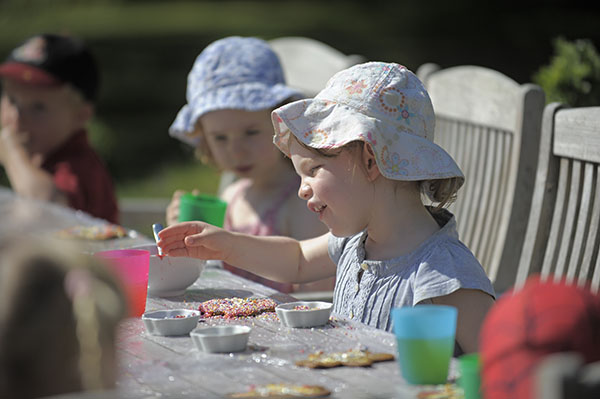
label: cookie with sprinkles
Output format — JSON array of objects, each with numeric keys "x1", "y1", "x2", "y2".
[
  {"x1": 295, "y1": 349, "x2": 395, "y2": 368},
  {"x1": 198, "y1": 297, "x2": 278, "y2": 318},
  {"x1": 229, "y1": 383, "x2": 331, "y2": 398}
]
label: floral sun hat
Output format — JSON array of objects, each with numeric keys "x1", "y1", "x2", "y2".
[
  {"x1": 272, "y1": 62, "x2": 464, "y2": 185},
  {"x1": 170, "y1": 36, "x2": 303, "y2": 147}
]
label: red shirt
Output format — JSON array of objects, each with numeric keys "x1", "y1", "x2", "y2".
[{"x1": 42, "y1": 129, "x2": 119, "y2": 224}]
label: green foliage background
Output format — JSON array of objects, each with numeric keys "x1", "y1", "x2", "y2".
[
  {"x1": 0, "y1": 0, "x2": 599, "y2": 199},
  {"x1": 534, "y1": 37, "x2": 600, "y2": 107}
]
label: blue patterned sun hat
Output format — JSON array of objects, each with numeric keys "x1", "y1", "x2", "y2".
[
  {"x1": 169, "y1": 36, "x2": 303, "y2": 147},
  {"x1": 272, "y1": 62, "x2": 464, "y2": 186}
]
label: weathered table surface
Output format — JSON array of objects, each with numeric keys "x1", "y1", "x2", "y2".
[
  {"x1": 0, "y1": 186, "x2": 152, "y2": 253},
  {"x1": 0, "y1": 187, "x2": 461, "y2": 399},
  {"x1": 116, "y1": 267, "x2": 461, "y2": 399}
]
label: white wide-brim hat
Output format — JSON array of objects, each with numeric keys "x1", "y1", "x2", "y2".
[
  {"x1": 272, "y1": 62, "x2": 464, "y2": 185},
  {"x1": 170, "y1": 36, "x2": 303, "y2": 147}
]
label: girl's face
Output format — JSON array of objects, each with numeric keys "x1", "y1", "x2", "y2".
[
  {"x1": 289, "y1": 139, "x2": 373, "y2": 237},
  {"x1": 199, "y1": 109, "x2": 285, "y2": 179}
]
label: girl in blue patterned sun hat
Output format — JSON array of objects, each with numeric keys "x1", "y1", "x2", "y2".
[
  {"x1": 166, "y1": 36, "x2": 331, "y2": 293},
  {"x1": 157, "y1": 62, "x2": 495, "y2": 354}
]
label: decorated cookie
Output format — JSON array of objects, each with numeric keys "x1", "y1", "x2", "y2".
[
  {"x1": 295, "y1": 349, "x2": 395, "y2": 368},
  {"x1": 229, "y1": 383, "x2": 331, "y2": 398}
]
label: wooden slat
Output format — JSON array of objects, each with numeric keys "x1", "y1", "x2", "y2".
[
  {"x1": 541, "y1": 158, "x2": 570, "y2": 280},
  {"x1": 461, "y1": 123, "x2": 482, "y2": 247},
  {"x1": 580, "y1": 165, "x2": 600, "y2": 290},
  {"x1": 484, "y1": 131, "x2": 512, "y2": 277},
  {"x1": 480, "y1": 131, "x2": 504, "y2": 272},
  {"x1": 554, "y1": 160, "x2": 580, "y2": 282},
  {"x1": 470, "y1": 126, "x2": 493, "y2": 256},
  {"x1": 567, "y1": 162, "x2": 594, "y2": 284}
]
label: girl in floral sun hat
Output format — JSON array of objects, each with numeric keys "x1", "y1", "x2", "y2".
[
  {"x1": 158, "y1": 62, "x2": 495, "y2": 353},
  {"x1": 166, "y1": 36, "x2": 330, "y2": 293}
]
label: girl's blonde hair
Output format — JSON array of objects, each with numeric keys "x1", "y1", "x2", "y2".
[
  {"x1": 291, "y1": 137, "x2": 460, "y2": 212},
  {"x1": 0, "y1": 237, "x2": 126, "y2": 398}
]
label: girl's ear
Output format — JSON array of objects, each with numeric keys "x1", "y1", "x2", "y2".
[{"x1": 362, "y1": 142, "x2": 381, "y2": 181}]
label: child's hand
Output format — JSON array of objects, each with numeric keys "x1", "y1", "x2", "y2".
[
  {"x1": 0, "y1": 126, "x2": 27, "y2": 164},
  {"x1": 157, "y1": 221, "x2": 233, "y2": 262},
  {"x1": 166, "y1": 189, "x2": 201, "y2": 226}
]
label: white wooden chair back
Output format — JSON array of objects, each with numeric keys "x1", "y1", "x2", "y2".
[
  {"x1": 268, "y1": 36, "x2": 365, "y2": 97},
  {"x1": 417, "y1": 63, "x2": 545, "y2": 293},
  {"x1": 516, "y1": 104, "x2": 600, "y2": 293}
]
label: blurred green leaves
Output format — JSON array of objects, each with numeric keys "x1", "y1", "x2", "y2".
[{"x1": 534, "y1": 37, "x2": 600, "y2": 107}]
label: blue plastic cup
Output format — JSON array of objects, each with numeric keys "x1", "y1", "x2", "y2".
[{"x1": 392, "y1": 305, "x2": 457, "y2": 385}]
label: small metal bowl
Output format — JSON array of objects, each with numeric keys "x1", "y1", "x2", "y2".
[
  {"x1": 142, "y1": 309, "x2": 200, "y2": 336},
  {"x1": 190, "y1": 325, "x2": 252, "y2": 353},
  {"x1": 275, "y1": 301, "x2": 333, "y2": 328}
]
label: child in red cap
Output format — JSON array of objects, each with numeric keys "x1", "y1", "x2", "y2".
[
  {"x1": 0, "y1": 33, "x2": 119, "y2": 223},
  {"x1": 480, "y1": 275, "x2": 600, "y2": 399}
]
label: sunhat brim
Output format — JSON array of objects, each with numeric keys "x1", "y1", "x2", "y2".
[
  {"x1": 170, "y1": 82, "x2": 302, "y2": 147},
  {"x1": 273, "y1": 98, "x2": 465, "y2": 185}
]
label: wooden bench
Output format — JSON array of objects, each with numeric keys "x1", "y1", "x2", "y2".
[
  {"x1": 515, "y1": 104, "x2": 600, "y2": 293},
  {"x1": 417, "y1": 63, "x2": 545, "y2": 294}
]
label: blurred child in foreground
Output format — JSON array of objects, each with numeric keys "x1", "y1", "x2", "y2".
[
  {"x1": 0, "y1": 33, "x2": 119, "y2": 224},
  {"x1": 166, "y1": 36, "x2": 331, "y2": 293},
  {"x1": 0, "y1": 237, "x2": 126, "y2": 398}
]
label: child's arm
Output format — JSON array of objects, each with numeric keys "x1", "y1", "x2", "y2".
[
  {"x1": 158, "y1": 222, "x2": 335, "y2": 283},
  {"x1": 431, "y1": 289, "x2": 495, "y2": 354},
  {"x1": 0, "y1": 127, "x2": 69, "y2": 206}
]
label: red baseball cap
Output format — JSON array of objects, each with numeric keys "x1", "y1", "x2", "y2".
[
  {"x1": 0, "y1": 33, "x2": 99, "y2": 102},
  {"x1": 480, "y1": 275, "x2": 600, "y2": 399}
]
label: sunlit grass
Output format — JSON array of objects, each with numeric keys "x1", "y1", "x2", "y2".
[{"x1": 116, "y1": 161, "x2": 220, "y2": 199}]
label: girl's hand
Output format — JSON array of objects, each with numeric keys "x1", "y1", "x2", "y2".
[
  {"x1": 166, "y1": 189, "x2": 200, "y2": 226},
  {"x1": 157, "y1": 221, "x2": 234, "y2": 262}
]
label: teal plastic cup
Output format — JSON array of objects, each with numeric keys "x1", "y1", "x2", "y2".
[
  {"x1": 392, "y1": 305, "x2": 457, "y2": 385},
  {"x1": 178, "y1": 193, "x2": 227, "y2": 227},
  {"x1": 458, "y1": 353, "x2": 481, "y2": 399}
]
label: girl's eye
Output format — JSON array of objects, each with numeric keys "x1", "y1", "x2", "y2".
[
  {"x1": 213, "y1": 135, "x2": 227, "y2": 142},
  {"x1": 309, "y1": 165, "x2": 321, "y2": 176},
  {"x1": 245, "y1": 129, "x2": 260, "y2": 136}
]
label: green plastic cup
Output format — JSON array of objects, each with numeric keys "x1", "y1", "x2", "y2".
[
  {"x1": 178, "y1": 193, "x2": 227, "y2": 227},
  {"x1": 458, "y1": 353, "x2": 481, "y2": 399}
]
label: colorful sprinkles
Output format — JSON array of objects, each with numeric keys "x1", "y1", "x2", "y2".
[{"x1": 198, "y1": 297, "x2": 278, "y2": 319}]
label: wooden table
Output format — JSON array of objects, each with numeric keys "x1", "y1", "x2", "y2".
[
  {"x1": 0, "y1": 188, "x2": 461, "y2": 399},
  {"x1": 116, "y1": 267, "x2": 462, "y2": 399},
  {"x1": 0, "y1": 186, "x2": 153, "y2": 253}
]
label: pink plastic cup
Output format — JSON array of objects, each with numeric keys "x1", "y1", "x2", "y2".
[{"x1": 95, "y1": 249, "x2": 150, "y2": 317}]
